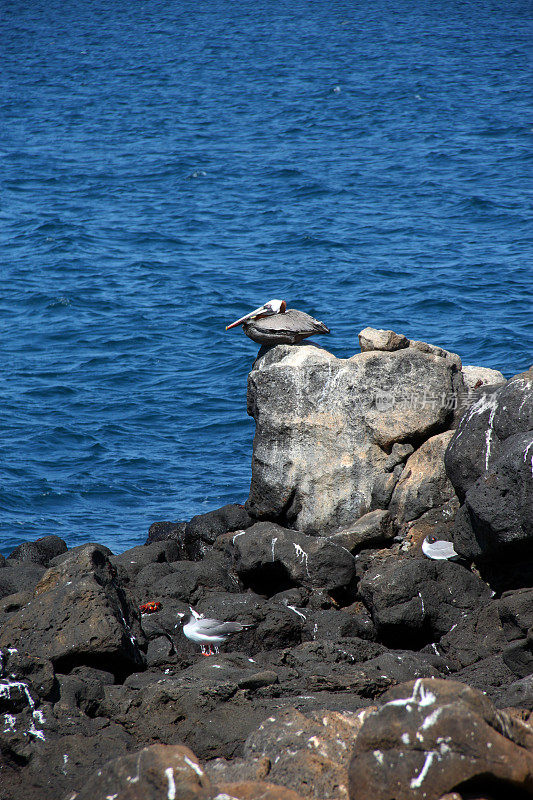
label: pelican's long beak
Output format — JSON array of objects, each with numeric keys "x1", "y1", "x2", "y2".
[{"x1": 225, "y1": 304, "x2": 269, "y2": 330}]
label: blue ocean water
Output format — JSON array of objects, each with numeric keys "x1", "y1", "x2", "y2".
[{"x1": 1, "y1": 0, "x2": 531, "y2": 556}]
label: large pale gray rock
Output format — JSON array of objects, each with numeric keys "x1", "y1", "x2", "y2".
[{"x1": 246, "y1": 344, "x2": 462, "y2": 533}]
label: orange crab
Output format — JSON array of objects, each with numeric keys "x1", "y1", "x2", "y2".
[{"x1": 139, "y1": 601, "x2": 162, "y2": 615}]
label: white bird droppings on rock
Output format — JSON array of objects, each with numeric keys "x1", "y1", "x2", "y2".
[{"x1": 164, "y1": 767, "x2": 176, "y2": 800}]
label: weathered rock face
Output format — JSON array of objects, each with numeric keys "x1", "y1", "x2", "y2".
[
  {"x1": 326, "y1": 510, "x2": 394, "y2": 554},
  {"x1": 0, "y1": 544, "x2": 146, "y2": 675},
  {"x1": 71, "y1": 743, "x2": 211, "y2": 800},
  {"x1": 388, "y1": 431, "x2": 457, "y2": 526},
  {"x1": 246, "y1": 343, "x2": 462, "y2": 533},
  {"x1": 348, "y1": 678, "x2": 533, "y2": 800},
  {"x1": 242, "y1": 706, "x2": 374, "y2": 800}
]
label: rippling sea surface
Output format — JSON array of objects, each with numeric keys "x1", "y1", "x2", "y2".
[{"x1": 1, "y1": 0, "x2": 531, "y2": 555}]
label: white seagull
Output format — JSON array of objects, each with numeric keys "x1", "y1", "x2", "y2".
[
  {"x1": 422, "y1": 535, "x2": 461, "y2": 561},
  {"x1": 181, "y1": 608, "x2": 254, "y2": 656}
]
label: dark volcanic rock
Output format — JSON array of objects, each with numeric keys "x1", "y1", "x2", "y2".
[
  {"x1": 0, "y1": 544, "x2": 146, "y2": 677},
  {"x1": 152, "y1": 551, "x2": 240, "y2": 604},
  {"x1": 231, "y1": 521, "x2": 356, "y2": 595},
  {"x1": 1, "y1": 648, "x2": 56, "y2": 701},
  {"x1": 193, "y1": 592, "x2": 303, "y2": 655},
  {"x1": 7, "y1": 535, "x2": 67, "y2": 566},
  {"x1": 453, "y1": 654, "x2": 517, "y2": 699},
  {"x1": 326, "y1": 510, "x2": 394, "y2": 554},
  {"x1": 496, "y1": 675, "x2": 533, "y2": 710},
  {"x1": 359, "y1": 557, "x2": 492, "y2": 648},
  {"x1": 112, "y1": 539, "x2": 180, "y2": 575},
  {"x1": 145, "y1": 520, "x2": 187, "y2": 551},
  {"x1": 21, "y1": 723, "x2": 133, "y2": 800},
  {"x1": 101, "y1": 657, "x2": 294, "y2": 760},
  {"x1": 111, "y1": 540, "x2": 181, "y2": 603},
  {"x1": 279, "y1": 639, "x2": 442, "y2": 697},
  {"x1": 348, "y1": 678, "x2": 533, "y2": 800},
  {"x1": 445, "y1": 385, "x2": 504, "y2": 500},
  {"x1": 499, "y1": 587, "x2": 533, "y2": 678},
  {"x1": 0, "y1": 563, "x2": 47, "y2": 600},
  {"x1": 445, "y1": 369, "x2": 533, "y2": 569},
  {"x1": 48, "y1": 541, "x2": 114, "y2": 566},
  {"x1": 361, "y1": 650, "x2": 443, "y2": 684},
  {"x1": 457, "y1": 430, "x2": 533, "y2": 561},
  {"x1": 55, "y1": 666, "x2": 114, "y2": 716},
  {"x1": 133, "y1": 561, "x2": 175, "y2": 604},
  {"x1": 302, "y1": 607, "x2": 376, "y2": 643},
  {"x1": 446, "y1": 368, "x2": 533, "y2": 498},
  {"x1": 437, "y1": 589, "x2": 533, "y2": 694},
  {"x1": 437, "y1": 602, "x2": 506, "y2": 671},
  {"x1": 281, "y1": 638, "x2": 385, "y2": 671},
  {"x1": 184, "y1": 503, "x2": 254, "y2": 560}
]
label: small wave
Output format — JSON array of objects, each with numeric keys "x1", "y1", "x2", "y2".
[{"x1": 457, "y1": 195, "x2": 499, "y2": 211}]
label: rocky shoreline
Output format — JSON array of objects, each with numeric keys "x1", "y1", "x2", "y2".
[{"x1": 1, "y1": 329, "x2": 532, "y2": 800}]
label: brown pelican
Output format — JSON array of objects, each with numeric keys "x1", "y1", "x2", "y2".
[{"x1": 225, "y1": 299, "x2": 330, "y2": 345}]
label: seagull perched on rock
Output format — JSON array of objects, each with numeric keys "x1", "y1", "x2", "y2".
[
  {"x1": 225, "y1": 299, "x2": 330, "y2": 346},
  {"x1": 180, "y1": 608, "x2": 254, "y2": 656},
  {"x1": 422, "y1": 535, "x2": 461, "y2": 561}
]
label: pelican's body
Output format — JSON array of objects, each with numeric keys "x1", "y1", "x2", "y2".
[{"x1": 226, "y1": 299, "x2": 330, "y2": 346}]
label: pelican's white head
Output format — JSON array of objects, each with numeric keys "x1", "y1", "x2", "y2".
[
  {"x1": 226, "y1": 299, "x2": 286, "y2": 330},
  {"x1": 263, "y1": 299, "x2": 285, "y2": 314}
]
